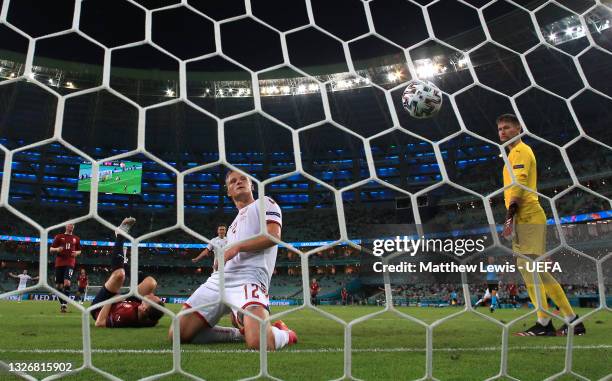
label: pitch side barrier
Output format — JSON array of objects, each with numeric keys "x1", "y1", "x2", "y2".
[{"x1": 0, "y1": 210, "x2": 609, "y2": 249}]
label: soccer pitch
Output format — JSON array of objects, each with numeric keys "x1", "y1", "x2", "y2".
[
  {"x1": 0, "y1": 302, "x2": 609, "y2": 381},
  {"x1": 77, "y1": 170, "x2": 142, "y2": 195}
]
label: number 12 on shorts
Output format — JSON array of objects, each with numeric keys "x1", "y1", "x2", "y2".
[{"x1": 244, "y1": 284, "x2": 261, "y2": 299}]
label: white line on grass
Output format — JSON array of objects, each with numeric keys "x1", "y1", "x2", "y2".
[{"x1": 0, "y1": 345, "x2": 609, "y2": 355}]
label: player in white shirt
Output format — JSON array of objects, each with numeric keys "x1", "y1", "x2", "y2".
[
  {"x1": 171, "y1": 170, "x2": 297, "y2": 350},
  {"x1": 192, "y1": 224, "x2": 228, "y2": 263},
  {"x1": 8, "y1": 269, "x2": 38, "y2": 302},
  {"x1": 474, "y1": 287, "x2": 492, "y2": 308}
]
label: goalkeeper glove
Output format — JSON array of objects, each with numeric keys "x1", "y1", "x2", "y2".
[{"x1": 502, "y1": 202, "x2": 518, "y2": 240}]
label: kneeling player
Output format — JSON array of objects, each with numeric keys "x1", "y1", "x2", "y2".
[
  {"x1": 170, "y1": 170, "x2": 297, "y2": 350},
  {"x1": 90, "y1": 218, "x2": 165, "y2": 328}
]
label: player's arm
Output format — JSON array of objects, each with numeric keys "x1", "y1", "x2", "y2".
[
  {"x1": 223, "y1": 222, "x2": 281, "y2": 263},
  {"x1": 507, "y1": 149, "x2": 533, "y2": 210},
  {"x1": 32, "y1": 276, "x2": 39, "y2": 281},
  {"x1": 502, "y1": 150, "x2": 532, "y2": 238},
  {"x1": 72, "y1": 238, "x2": 82, "y2": 257},
  {"x1": 94, "y1": 303, "x2": 113, "y2": 328},
  {"x1": 49, "y1": 236, "x2": 62, "y2": 253},
  {"x1": 192, "y1": 247, "x2": 211, "y2": 263},
  {"x1": 8, "y1": 273, "x2": 18, "y2": 278}
]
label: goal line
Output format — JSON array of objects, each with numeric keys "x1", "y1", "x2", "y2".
[{"x1": 0, "y1": 344, "x2": 609, "y2": 355}]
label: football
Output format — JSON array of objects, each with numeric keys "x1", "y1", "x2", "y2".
[{"x1": 401, "y1": 79, "x2": 443, "y2": 119}]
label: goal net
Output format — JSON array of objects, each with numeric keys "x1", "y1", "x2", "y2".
[{"x1": 0, "y1": 0, "x2": 610, "y2": 380}]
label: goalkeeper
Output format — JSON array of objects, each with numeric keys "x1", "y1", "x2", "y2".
[
  {"x1": 90, "y1": 217, "x2": 165, "y2": 328},
  {"x1": 497, "y1": 114, "x2": 585, "y2": 336}
]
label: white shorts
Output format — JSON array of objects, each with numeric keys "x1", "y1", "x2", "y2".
[{"x1": 184, "y1": 278, "x2": 270, "y2": 327}]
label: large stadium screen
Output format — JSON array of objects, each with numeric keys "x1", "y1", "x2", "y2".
[{"x1": 77, "y1": 161, "x2": 143, "y2": 195}]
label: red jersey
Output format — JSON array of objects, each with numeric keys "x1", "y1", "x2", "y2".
[
  {"x1": 77, "y1": 274, "x2": 88, "y2": 289},
  {"x1": 106, "y1": 300, "x2": 152, "y2": 328},
  {"x1": 341, "y1": 289, "x2": 348, "y2": 300},
  {"x1": 52, "y1": 233, "x2": 81, "y2": 268},
  {"x1": 310, "y1": 282, "x2": 320, "y2": 296},
  {"x1": 508, "y1": 284, "x2": 518, "y2": 296}
]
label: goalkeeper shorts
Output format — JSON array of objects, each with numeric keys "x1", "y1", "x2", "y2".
[{"x1": 512, "y1": 208, "x2": 546, "y2": 256}]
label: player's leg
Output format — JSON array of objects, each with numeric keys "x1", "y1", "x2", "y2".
[
  {"x1": 185, "y1": 315, "x2": 243, "y2": 344},
  {"x1": 529, "y1": 218, "x2": 575, "y2": 321},
  {"x1": 61, "y1": 268, "x2": 74, "y2": 311},
  {"x1": 111, "y1": 218, "x2": 135, "y2": 269},
  {"x1": 539, "y1": 273, "x2": 585, "y2": 335},
  {"x1": 536, "y1": 260, "x2": 581, "y2": 334},
  {"x1": 55, "y1": 267, "x2": 66, "y2": 312},
  {"x1": 91, "y1": 217, "x2": 135, "y2": 315},
  {"x1": 105, "y1": 268, "x2": 126, "y2": 294},
  {"x1": 241, "y1": 306, "x2": 297, "y2": 351},
  {"x1": 90, "y1": 219, "x2": 132, "y2": 315},
  {"x1": 489, "y1": 284, "x2": 499, "y2": 312},
  {"x1": 170, "y1": 311, "x2": 242, "y2": 344},
  {"x1": 242, "y1": 306, "x2": 276, "y2": 350},
  {"x1": 514, "y1": 212, "x2": 560, "y2": 336},
  {"x1": 170, "y1": 281, "x2": 238, "y2": 344},
  {"x1": 137, "y1": 275, "x2": 158, "y2": 297},
  {"x1": 515, "y1": 256, "x2": 554, "y2": 336},
  {"x1": 77, "y1": 287, "x2": 85, "y2": 304},
  {"x1": 233, "y1": 283, "x2": 296, "y2": 350},
  {"x1": 17, "y1": 286, "x2": 25, "y2": 303},
  {"x1": 89, "y1": 269, "x2": 125, "y2": 323},
  {"x1": 169, "y1": 305, "x2": 208, "y2": 343}
]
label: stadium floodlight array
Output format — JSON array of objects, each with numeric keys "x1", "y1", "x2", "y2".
[{"x1": 0, "y1": 0, "x2": 610, "y2": 380}]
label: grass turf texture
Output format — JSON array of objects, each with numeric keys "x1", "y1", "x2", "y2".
[
  {"x1": 0, "y1": 301, "x2": 609, "y2": 381},
  {"x1": 77, "y1": 169, "x2": 142, "y2": 194}
]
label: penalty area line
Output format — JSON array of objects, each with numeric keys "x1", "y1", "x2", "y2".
[{"x1": 0, "y1": 345, "x2": 610, "y2": 354}]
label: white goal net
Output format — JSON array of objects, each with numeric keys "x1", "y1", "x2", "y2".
[{"x1": 0, "y1": 0, "x2": 610, "y2": 380}]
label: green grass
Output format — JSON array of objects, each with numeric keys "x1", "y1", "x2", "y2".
[
  {"x1": 78, "y1": 169, "x2": 142, "y2": 194},
  {"x1": 0, "y1": 301, "x2": 609, "y2": 380}
]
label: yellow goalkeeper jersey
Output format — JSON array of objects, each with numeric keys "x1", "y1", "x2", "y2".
[{"x1": 502, "y1": 140, "x2": 541, "y2": 214}]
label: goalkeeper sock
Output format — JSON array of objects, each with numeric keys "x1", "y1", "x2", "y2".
[
  {"x1": 190, "y1": 326, "x2": 243, "y2": 344},
  {"x1": 538, "y1": 316, "x2": 551, "y2": 326},
  {"x1": 517, "y1": 257, "x2": 550, "y2": 321},
  {"x1": 540, "y1": 272, "x2": 576, "y2": 320},
  {"x1": 271, "y1": 326, "x2": 289, "y2": 350}
]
